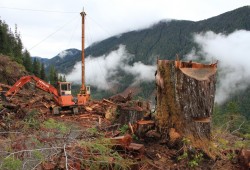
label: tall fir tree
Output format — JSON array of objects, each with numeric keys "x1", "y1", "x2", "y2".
[
  {"x1": 37, "y1": 60, "x2": 41, "y2": 77},
  {"x1": 49, "y1": 65, "x2": 54, "y2": 85},
  {"x1": 49, "y1": 65, "x2": 58, "y2": 87},
  {"x1": 54, "y1": 69, "x2": 58, "y2": 87},
  {"x1": 0, "y1": 20, "x2": 9, "y2": 54},
  {"x1": 40, "y1": 63, "x2": 46, "y2": 80},
  {"x1": 13, "y1": 24, "x2": 23, "y2": 64},
  {"x1": 59, "y1": 75, "x2": 63, "y2": 82},
  {"x1": 23, "y1": 49, "x2": 32, "y2": 72},
  {"x1": 32, "y1": 58, "x2": 40, "y2": 77},
  {"x1": 63, "y1": 75, "x2": 66, "y2": 82}
]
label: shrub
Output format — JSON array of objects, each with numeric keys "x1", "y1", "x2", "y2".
[
  {"x1": 1, "y1": 157, "x2": 22, "y2": 170},
  {"x1": 43, "y1": 118, "x2": 70, "y2": 134},
  {"x1": 24, "y1": 109, "x2": 40, "y2": 129}
]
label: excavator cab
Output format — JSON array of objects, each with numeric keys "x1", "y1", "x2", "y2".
[
  {"x1": 52, "y1": 81, "x2": 79, "y2": 115},
  {"x1": 57, "y1": 82, "x2": 75, "y2": 106},
  {"x1": 58, "y1": 82, "x2": 72, "y2": 96}
]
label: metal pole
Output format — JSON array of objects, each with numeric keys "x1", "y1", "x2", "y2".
[{"x1": 80, "y1": 10, "x2": 86, "y2": 91}]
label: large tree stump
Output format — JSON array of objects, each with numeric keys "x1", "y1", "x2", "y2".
[
  {"x1": 155, "y1": 59, "x2": 217, "y2": 156},
  {"x1": 116, "y1": 104, "x2": 146, "y2": 125}
]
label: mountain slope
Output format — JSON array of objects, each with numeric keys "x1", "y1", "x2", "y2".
[
  {"x1": 85, "y1": 6, "x2": 250, "y2": 64},
  {"x1": 42, "y1": 6, "x2": 250, "y2": 74},
  {"x1": 42, "y1": 48, "x2": 81, "y2": 73}
]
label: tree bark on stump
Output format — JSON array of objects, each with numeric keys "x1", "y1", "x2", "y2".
[
  {"x1": 116, "y1": 105, "x2": 146, "y2": 125},
  {"x1": 136, "y1": 120, "x2": 155, "y2": 138},
  {"x1": 155, "y1": 59, "x2": 217, "y2": 157}
]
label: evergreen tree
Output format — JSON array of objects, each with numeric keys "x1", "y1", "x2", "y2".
[
  {"x1": 32, "y1": 58, "x2": 39, "y2": 77},
  {"x1": 40, "y1": 63, "x2": 46, "y2": 80},
  {"x1": 59, "y1": 75, "x2": 63, "y2": 82},
  {"x1": 23, "y1": 49, "x2": 32, "y2": 72},
  {"x1": 63, "y1": 75, "x2": 66, "y2": 82},
  {"x1": 49, "y1": 65, "x2": 58, "y2": 87},
  {"x1": 0, "y1": 20, "x2": 8, "y2": 53},
  {"x1": 54, "y1": 70, "x2": 58, "y2": 87},
  {"x1": 13, "y1": 24, "x2": 23, "y2": 64},
  {"x1": 0, "y1": 21, "x2": 12, "y2": 55},
  {"x1": 49, "y1": 65, "x2": 55, "y2": 85},
  {"x1": 37, "y1": 60, "x2": 41, "y2": 77}
]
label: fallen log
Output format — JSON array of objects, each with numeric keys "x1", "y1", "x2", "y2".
[
  {"x1": 110, "y1": 134, "x2": 132, "y2": 147},
  {"x1": 3, "y1": 103, "x2": 20, "y2": 110},
  {"x1": 28, "y1": 96, "x2": 44, "y2": 105},
  {"x1": 110, "y1": 134, "x2": 145, "y2": 158},
  {"x1": 0, "y1": 83, "x2": 11, "y2": 89},
  {"x1": 102, "y1": 98, "x2": 116, "y2": 105},
  {"x1": 85, "y1": 106, "x2": 93, "y2": 112},
  {"x1": 127, "y1": 143, "x2": 145, "y2": 158}
]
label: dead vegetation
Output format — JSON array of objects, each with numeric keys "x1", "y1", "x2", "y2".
[{"x1": 0, "y1": 55, "x2": 27, "y2": 85}]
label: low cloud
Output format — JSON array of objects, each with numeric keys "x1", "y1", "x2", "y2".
[
  {"x1": 123, "y1": 61, "x2": 156, "y2": 85},
  {"x1": 66, "y1": 45, "x2": 156, "y2": 90},
  {"x1": 186, "y1": 30, "x2": 250, "y2": 104}
]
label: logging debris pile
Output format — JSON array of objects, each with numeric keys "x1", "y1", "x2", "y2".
[
  {"x1": 0, "y1": 84, "x2": 157, "y2": 169},
  {"x1": 1, "y1": 82, "x2": 249, "y2": 169}
]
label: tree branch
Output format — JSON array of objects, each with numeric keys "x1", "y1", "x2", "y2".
[
  {"x1": 5, "y1": 146, "x2": 63, "y2": 158},
  {"x1": 64, "y1": 144, "x2": 68, "y2": 170},
  {"x1": 231, "y1": 120, "x2": 245, "y2": 134}
]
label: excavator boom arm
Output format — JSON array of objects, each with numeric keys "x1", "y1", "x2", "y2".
[{"x1": 5, "y1": 75, "x2": 59, "y2": 99}]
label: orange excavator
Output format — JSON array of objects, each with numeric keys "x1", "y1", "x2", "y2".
[
  {"x1": 5, "y1": 75, "x2": 87, "y2": 114},
  {"x1": 5, "y1": 9, "x2": 90, "y2": 114}
]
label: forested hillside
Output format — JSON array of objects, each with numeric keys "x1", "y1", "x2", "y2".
[
  {"x1": 0, "y1": 21, "x2": 28, "y2": 65},
  {"x1": 85, "y1": 6, "x2": 250, "y2": 63},
  {"x1": 0, "y1": 19, "x2": 65, "y2": 86}
]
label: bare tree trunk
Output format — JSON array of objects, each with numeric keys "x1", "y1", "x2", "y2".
[{"x1": 155, "y1": 59, "x2": 217, "y2": 157}]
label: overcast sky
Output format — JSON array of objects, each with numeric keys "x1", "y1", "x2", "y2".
[{"x1": 0, "y1": 0, "x2": 249, "y2": 58}]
